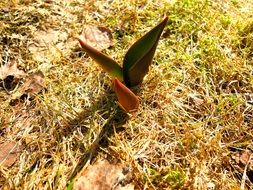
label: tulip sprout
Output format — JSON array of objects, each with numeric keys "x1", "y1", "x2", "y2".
[{"x1": 78, "y1": 17, "x2": 168, "y2": 112}]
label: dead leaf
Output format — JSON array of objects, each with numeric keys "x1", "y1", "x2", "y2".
[
  {"x1": 79, "y1": 26, "x2": 112, "y2": 51},
  {"x1": 32, "y1": 29, "x2": 68, "y2": 46},
  {"x1": 234, "y1": 150, "x2": 253, "y2": 166},
  {"x1": 231, "y1": 149, "x2": 253, "y2": 186},
  {"x1": 20, "y1": 71, "x2": 45, "y2": 94},
  {"x1": 0, "y1": 141, "x2": 24, "y2": 168},
  {"x1": 0, "y1": 60, "x2": 26, "y2": 92},
  {"x1": 10, "y1": 71, "x2": 45, "y2": 103},
  {"x1": 240, "y1": 150, "x2": 252, "y2": 166},
  {"x1": 188, "y1": 93, "x2": 204, "y2": 106},
  {"x1": 28, "y1": 29, "x2": 70, "y2": 63},
  {"x1": 0, "y1": 60, "x2": 26, "y2": 81},
  {"x1": 73, "y1": 159, "x2": 134, "y2": 190}
]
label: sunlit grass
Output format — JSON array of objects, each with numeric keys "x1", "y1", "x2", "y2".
[{"x1": 1, "y1": 0, "x2": 253, "y2": 189}]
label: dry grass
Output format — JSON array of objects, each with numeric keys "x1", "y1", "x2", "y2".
[{"x1": 1, "y1": 0, "x2": 253, "y2": 189}]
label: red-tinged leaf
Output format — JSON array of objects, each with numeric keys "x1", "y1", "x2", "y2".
[
  {"x1": 123, "y1": 17, "x2": 168, "y2": 87},
  {"x1": 78, "y1": 38, "x2": 123, "y2": 81},
  {"x1": 0, "y1": 141, "x2": 24, "y2": 168},
  {"x1": 113, "y1": 78, "x2": 139, "y2": 113}
]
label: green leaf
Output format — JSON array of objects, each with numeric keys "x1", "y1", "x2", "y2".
[
  {"x1": 78, "y1": 38, "x2": 123, "y2": 81},
  {"x1": 113, "y1": 78, "x2": 139, "y2": 113},
  {"x1": 123, "y1": 17, "x2": 168, "y2": 87},
  {"x1": 66, "y1": 179, "x2": 74, "y2": 190}
]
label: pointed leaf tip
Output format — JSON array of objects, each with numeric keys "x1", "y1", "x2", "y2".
[
  {"x1": 113, "y1": 78, "x2": 139, "y2": 113},
  {"x1": 78, "y1": 38, "x2": 123, "y2": 81},
  {"x1": 123, "y1": 17, "x2": 168, "y2": 87}
]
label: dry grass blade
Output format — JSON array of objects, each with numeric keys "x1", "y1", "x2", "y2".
[{"x1": 1, "y1": 0, "x2": 253, "y2": 189}]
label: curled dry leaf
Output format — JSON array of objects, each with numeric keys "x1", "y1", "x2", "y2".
[
  {"x1": 0, "y1": 60, "x2": 26, "y2": 92},
  {"x1": 234, "y1": 150, "x2": 253, "y2": 166},
  {"x1": 231, "y1": 149, "x2": 253, "y2": 185},
  {"x1": 188, "y1": 93, "x2": 204, "y2": 106},
  {"x1": 28, "y1": 29, "x2": 70, "y2": 63},
  {"x1": 0, "y1": 60, "x2": 26, "y2": 80},
  {"x1": 79, "y1": 26, "x2": 112, "y2": 51},
  {"x1": 32, "y1": 29, "x2": 67, "y2": 46},
  {"x1": 10, "y1": 71, "x2": 45, "y2": 102},
  {"x1": 20, "y1": 71, "x2": 45, "y2": 94},
  {"x1": 0, "y1": 141, "x2": 24, "y2": 168},
  {"x1": 73, "y1": 159, "x2": 134, "y2": 190}
]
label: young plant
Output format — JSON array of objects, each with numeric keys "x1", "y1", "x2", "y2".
[{"x1": 78, "y1": 17, "x2": 168, "y2": 113}]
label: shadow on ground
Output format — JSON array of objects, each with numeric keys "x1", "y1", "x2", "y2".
[{"x1": 63, "y1": 91, "x2": 129, "y2": 184}]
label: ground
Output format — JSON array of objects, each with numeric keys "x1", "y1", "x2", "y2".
[{"x1": 0, "y1": 0, "x2": 253, "y2": 189}]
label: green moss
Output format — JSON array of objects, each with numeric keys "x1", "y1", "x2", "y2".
[{"x1": 164, "y1": 170, "x2": 186, "y2": 189}]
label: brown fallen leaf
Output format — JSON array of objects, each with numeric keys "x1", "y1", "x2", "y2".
[
  {"x1": 73, "y1": 159, "x2": 134, "y2": 190},
  {"x1": 79, "y1": 26, "x2": 112, "y2": 51},
  {"x1": 0, "y1": 60, "x2": 26, "y2": 91},
  {"x1": 28, "y1": 29, "x2": 70, "y2": 63},
  {"x1": 19, "y1": 71, "x2": 45, "y2": 94},
  {"x1": 0, "y1": 60, "x2": 25, "y2": 80},
  {"x1": 231, "y1": 149, "x2": 253, "y2": 187},
  {"x1": 0, "y1": 141, "x2": 24, "y2": 168},
  {"x1": 32, "y1": 29, "x2": 68, "y2": 47},
  {"x1": 234, "y1": 150, "x2": 253, "y2": 166},
  {"x1": 188, "y1": 93, "x2": 204, "y2": 106},
  {"x1": 10, "y1": 71, "x2": 45, "y2": 103}
]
